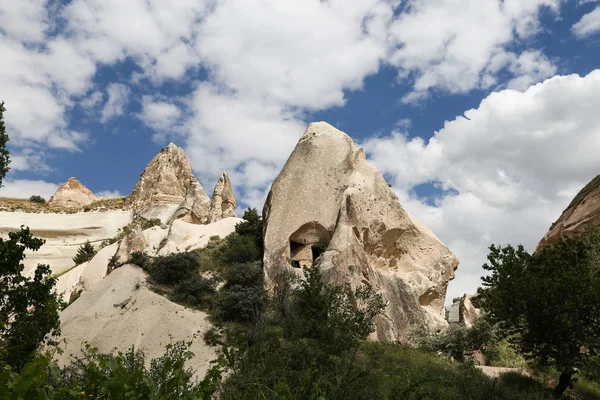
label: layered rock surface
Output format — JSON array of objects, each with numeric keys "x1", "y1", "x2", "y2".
[
  {"x1": 445, "y1": 294, "x2": 480, "y2": 328},
  {"x1": 48, "y1": 177, "x2": 100, "y2": 208},
  {"x1": 128, "y1": 143, "x2": 211, "y2": 224},
  {"x1": 537, "y1": 175, "x2": 600, "y2": 251},
  {"x1": 208, "y1": 172, "x2": 237, "y2": 223},
  {"x1": 263, "y1": 122, "x2": 459, "y2": 342}
]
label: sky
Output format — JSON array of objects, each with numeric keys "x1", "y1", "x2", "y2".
[{"x1": 1, "y1": 0, "x2": 600, "y2": 303}]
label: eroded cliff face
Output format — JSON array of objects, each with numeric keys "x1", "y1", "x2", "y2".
[
  {"x1": 537, "y1": 175, "x2": 600, "y2": 251},
  {"x1": 262, "y1": 122, "x2": 459, "y2": 342},
  {"x1": 48, "y1": 177, "x2": 100, "y2": 208},
  {"x1": 128, "y1": 143, "x2": 211, "y2": 224}
]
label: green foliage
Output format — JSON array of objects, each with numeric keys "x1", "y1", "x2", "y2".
[
  {"x1": 72, "y1": 241, "x2": 97, "y2": 265},
  {"x1": 28, "y1": 195, "x2": 46, "y2": 204},
  {"x1": 150, "y1": 252, "x2": 199, "y2": 285},
  {"x1": 218, "y1": 267, "x2": 386, "y2": 399},
  {"x1": 486, "y1": 339, "x2": 529, "y2": 368},
  {"x1": 195, "y1": 236, "x2": 228, "y2": 272},
  {"x1": 349, "y1": 343, "x2": 550, "y2": 400},
  {"x1": 234, "y1": 208, "x2": 263, "y2": 248},
  {"x1": 0, "y1": 227, "x2": 61, "y2": 371},
  {"x1": 215, "y1": 262, "x2": 266, "y2": 323},
  {"x1": 100, "y1": 217, "x2": 163, "y2": 249},
  {"x1": 1, "y1": 342, "x2": 223, "y2": 399},
  {"x1": 413, "y1": 317, "x2": 496, "y2": 362},
  {"x1": 172, "y1": 275, "x2": 217, "y2": 307},
  {"x1": 129, "y1": 251, "x2": 151, "y2": 271},
  {"x1": 0, "y1": 101, "x2": 10, "y2": 187},
  {"x1": 223, "y1": 233, "x2": 262, "y2": 264},
  {"x1": 479, "y1": 226, "x2": 600, "y2": 373}
]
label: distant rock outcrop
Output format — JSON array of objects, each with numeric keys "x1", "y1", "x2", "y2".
[
  {"x1": 537, "y1": 175, "x2": 600, "y2": 251},
  {"x1": 208, "y1": 172, "x2": 237, "y2": 223},
  {"x1": 48, "y1": 177, "x2": 100, "y2": 208},
  {"x1": 113, "y1": 224, "x2": 147, "y2": 267},
  {"x1": 445, "y1": 294, "x2": 480, "y2": 328},
  {"x1": 128, "y1": 144, "x2": 211, "y2": 224},
  {"x1": 262, "y1": 122, "x2": 459, "y2": 342}
]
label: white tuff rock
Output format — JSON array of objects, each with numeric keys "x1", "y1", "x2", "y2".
[
  {"x1": 48, "y1": 177, "x2": 100, "y2": 208},
  {"x1": 208, "y1": 171, "x2": 237, "y2": 223},
  {"x1": 262, "y1": 122, "x2": 459, "y2": 342},
  {"x1": 129, "y1": 143, "x2": 211, "y2": 224}
]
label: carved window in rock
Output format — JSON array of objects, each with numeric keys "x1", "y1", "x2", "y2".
[{"x1": 288, "y1": 222, "x2": 331, "y2": 268}]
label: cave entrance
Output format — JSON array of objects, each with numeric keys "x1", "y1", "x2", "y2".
[{"x1": 288, "y1": 222, "x2": 331, "y2": 268}]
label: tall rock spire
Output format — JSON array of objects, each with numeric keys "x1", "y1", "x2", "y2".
[
  {"x1": 208, "y1": 171, "x2": 237, "y2": 223},
  {"x1": 128, "y1": 143, "x2": 211, "y2": 224}
]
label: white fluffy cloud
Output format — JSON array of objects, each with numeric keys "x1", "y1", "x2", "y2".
[
  {"x1": 96, "y1": 189, "x2": 122, "y2": 198},
  {"x1": 138, "y1": 96, "x2": 182, "y2": 135},
  {"x1": 572, "y1": 6, "x2": 600, "y2": 37},
  {"x1": 0, "y1": 179, "x2": 59, "y2": 199},
  {"x1": 388, "y1": 0, "x2": 561, "y2": 101},
  {"x1": 363, "y1": 70, "x2": 600, "y2": 301},
  {"x1": 100, "y1": 83, "x2": 130, "y2": 123}
]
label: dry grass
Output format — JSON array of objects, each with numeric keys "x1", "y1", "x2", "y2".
[{"x1": 0, "y1": 196, "x2": 130, "y2": 214}]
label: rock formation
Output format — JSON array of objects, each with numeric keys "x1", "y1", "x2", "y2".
[
  {"x1": 445, "y1": 294, "x2": 480, "y2": 328},
  {"x1": 113, "y1": 224, "x2": 147, "y2": 267},
  {"x1": 537, "y1": 175, "x2": 600, "y2": 251},
  {"x1": 48, "y1": 177, "x2": 100, "y2": 207},
  {"x1": 262, "y1": 122, "x2": 459, "y2": 342},
  {"x1": 208, "y1": 172, "x2": 237, "y2": 223},
  {"x1": 128, "y1": 143, "x2": 211, "y2": 224}
]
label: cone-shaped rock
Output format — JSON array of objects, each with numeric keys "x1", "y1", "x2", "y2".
[
  {"x1": 262, "y1": 122, "x2": 459, "y2": 341},
  {"x1": 208, "y1": 171, "x2": 237, "y2": 223},
  {"x1": 537, "y1": 175, "x2": 600, "y2": 251},
  {"x1": 129, "y1": 143, "x2": 210, "y2": 224},
  {"x1": 48, "y1": 177, "x2": 100, "y2": 207}
]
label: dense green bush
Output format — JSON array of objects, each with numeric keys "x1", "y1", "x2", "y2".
[
  {"x1": 173, "y1": 275, "x2": 217, "y2": 307},
  {"x1": 222, "y1": 233, "x2": 262, "y2": 264},
  {"x1": 129, "y1": 251, "x2": 151, "y2": 271},
  {"x1": 72, "y1": 241, "x2": 96, "y2": 265},
  {"x1": 0, "y1": 227, "x2": 61, "y2": 371},
  {"x1": 214, "y1": 262, "x2": 266, "y2": 323},
  {"x1": 1, "y1": 342, "x2": 222, "y2": 399},
  {"x1": 413, "y1": 317, "x2": 496, "y2": 362},
  {"x1": 28, "y1": 195, "x2": 46, "y2": 204},
  {"x1": 150, "y1": 252, "x2": 199, "y2": 285}
]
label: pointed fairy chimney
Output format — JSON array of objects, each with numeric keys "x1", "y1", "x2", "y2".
[
  {"x1": 48, "y1": 177, "x2": 100, "y2": 208},
  {"x1": 128, "y1": 143, "x2": 211, "y2": 224},
  {"x1": 208, "y1": 171, "x2": 237, "y2": 223}
]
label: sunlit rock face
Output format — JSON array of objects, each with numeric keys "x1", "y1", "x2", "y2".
[
  {"x1": 128, "y1": 143, "x2": 211, "y2": 224},
  {"x1": 48, "y1": 177, "x2": 100, "y2": 208},
  {"x1": 208, "y1": 171, "x2": 237, "y2": 223},
  {"x1": 537, "y1": 175, "x2": 600, "y2": 251},
  {"x1": 262, "y1": 122, "x2": 459, "y2": 342}
]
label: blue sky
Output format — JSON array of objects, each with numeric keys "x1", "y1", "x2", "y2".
[{"x1": 1, "y1": 0, "x2": 600, "y2": 301}]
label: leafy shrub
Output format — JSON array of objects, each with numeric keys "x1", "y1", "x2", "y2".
[
  {"x1": 172, "y1": 275, "x2": 217, "y2": 307},
  {"x1": 129, "y1": 251, "x2": 151, "y2": 271},
  {"x1": 28, "y1": 195, "x2": 46, "y2": 204},
  {"x1": 150, "y1": 252, "x2": 199, "y2": 285},
  {"x1": 221, "y1": 262, "x2": 263, "y2": 288},
  {"x1": 195, "y1": 236, "x2": 228, "y2": 272},
  {"x1": 222, "y1": 233, "x2": 262, "y2": 264},
  {"x1": 413, "y1": 317, "x2": 496, "y2": 362},
  {"x1": 72, "y1": 241, "x2": 96, "y2": 265},
  {"x1": 215, "y1": 285, "x2": 266, "y2": 323},
  {"x1": 1, "y1": 342, "x2": 223, "y2": 399},
  {"x1": 234, "y1": 208, "x2": 263, "y2": 247},
  {"x1": 485, "y1": 339, "x2": 528, "y2": 368}
]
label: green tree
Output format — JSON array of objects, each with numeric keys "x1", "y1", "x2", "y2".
[
  {"x1": 479, "y1": 227, "x2": 600, "y2": 394},
  {"x1": 0, "y1": 101, "x2": 10, "y2": 187},
  {"x1": 0, "y1": 227, "x2": 61, "y2": 370},
  {"x1": 72, "y1": 240, "x2": 97, "y2": 265}
]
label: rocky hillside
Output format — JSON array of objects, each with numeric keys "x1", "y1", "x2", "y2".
[{"x1": 537, "y1": 174, "x2": 600, "y2": 250}]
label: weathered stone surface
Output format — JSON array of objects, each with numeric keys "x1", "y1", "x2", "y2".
[
  {"x1": 129, "y1": 143, "x2": 210, "y2": 224},
  {"x1": 537, "y1": 175, "x2": 600, "y2": 251},
  {"x1": 208, "y1": 172, "x2": 237, "y2": 223},
  {"x1": 263, "y1": 122, "x2": 459, "y2": 342},
  {"x1": 113, "y1": 224, "x2": 147, "y2": 267},
  {"x1": 446, "y1": 294, "x2": 480, "y2": 328},
  {"x1": 48, "y1": 177, "x2": 100, "y2": 208}
]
